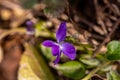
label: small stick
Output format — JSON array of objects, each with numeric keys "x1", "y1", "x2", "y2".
[{"x1": 93, "y1": 19, "x2": 120, "y2": 57}]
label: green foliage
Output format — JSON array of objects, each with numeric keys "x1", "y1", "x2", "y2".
[
  {"x1": 36, "y1": 21, "x2": 46, "y2": 31},
  {"x1": 65, "y1": 36, "x2": 77, "y2": 44},
  {"x1": 56, "y1": 61, "x2": 85, "y2": 79},
  {"x1": 18, "y1": 43, "x2": 55, "y2": 80},
  {"x1": 42, "y1": 0, "x2": 65, "y2": 17},
  {"x1": 35, "y1": 21, "x2": 46, "y2": 37},
  {"x1": 107, "y1": 70, "x2": 120, "y2": 80},
  {"x1": 35, "y1": 21, "x2": 54, "y2": 38},
  {"x1": 78, "y1": 44, "x2": 93, "y2": 55},
  {"x1": 100, "y1": 65, "x2": 112, "y2": 72},
  {"x1": 40, "y1": 45, "x2": 55, "y2": 61},
  {"x1": 20, "y1": 0, "x2": 38, "y2": 9},
  {"x1": 106, "y1": 41, "x2": 120, "y2": 60},
  {"x1": 80, "y1": 58, "x2": 100, "y2": 68}
]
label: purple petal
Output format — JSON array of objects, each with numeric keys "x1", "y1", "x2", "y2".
[
  {"x1": 42, "y1": 40, "x2": 56, "y2": 47},
  {"x1": 52, "y1": 45, "x2": 60, "y2": 56},
  {"x1": 54, "y1": 52, "x2": 61, "y2": 65},
  {"x1": 56, "y1": 22, "x2": 66, "y2": 42},
  {"x1": 61, "y1": 42, "x2": 76, "y2": 60}
]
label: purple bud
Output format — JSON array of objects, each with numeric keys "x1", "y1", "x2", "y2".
[
  {"x1": 26, "y1": 20, "x2": 35, "y2": 35},
  {"x1": 26, "y1": 20, "x2": 34, "y2": 27}
]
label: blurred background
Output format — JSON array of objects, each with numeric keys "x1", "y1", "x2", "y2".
[{"x1": 0, "y1": 0, "x2": 120, "y2": 80}]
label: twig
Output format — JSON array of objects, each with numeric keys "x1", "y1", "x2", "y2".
[
  {"x1": 0, "y1": 28, "x2": 26, "y2": 41},
  {"x1": 0, "y1": 1, "x2": 36, "y2": 28},
  {"x1": 93, "y1": 74, "x2": 106, "y2": 80},
  {"x1": 93, "y1": 19, "x2": 120, "y2": 57},
  {"x1": 64, "y1": 0, "x2": 87, "y2": 43},
  {"x1": 64, "y1": 0, "x2": 84, "y2": 32},
  {"x1": 79, "y1": 17, "x2": 105, "y2": 35},
  {"x1": 94, "y1": 0, "x2": 108, "y2": 35},
  {"x1": 104, "y1": 0, "x2": 120, "y2": 16},
  {"x1": 64, "y1": 0, "x2": 106, "y2": 45}
]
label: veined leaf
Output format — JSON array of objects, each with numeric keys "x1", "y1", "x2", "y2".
[
  {"x1": 80, "y1": 58, "x2": 100, "y2": 68},
  {"x1": 40, "y1": 45, "x2": 55, "y2": 61},
  {"x1": 106, "y1": 41, "x2": 120, "y2": 61},
  {"x1": 107, "y1": 70, "x2": 120, "y2": 80},
  {"x1": 56, "y1": 61, "x2": 85, "y2": 79}
]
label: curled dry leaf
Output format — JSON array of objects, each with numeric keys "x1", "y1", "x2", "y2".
[
  {"x1": 18, "y1": 43, "x2": 55, "y2": 80},
  {"x1": 0, "y1": 45, "x2": 3, "y2": 63}
]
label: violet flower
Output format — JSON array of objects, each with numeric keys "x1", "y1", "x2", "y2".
[
  {"x1": 26, "y1": 20, "x2": 35, "y2": 35},
  {"x1": 42, "y1": 22, "x2": 76, "y2": 64}
]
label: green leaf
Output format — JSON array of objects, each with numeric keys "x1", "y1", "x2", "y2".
[
  {"x1": 107, "y1": 73, "x2": 113, "y2": 80},
  {"x1": 56, "y1": 61, "x2": 85, "y2": 79},
  {"x1": 18, "y1": 43, "x2": 55, "y2": 80},
  {"x1": 40, "y1": 45, "x2": 55, "y2": 61},
  {"x1": 35, "y1": 21, "x2": 46, "y2": 37},
  {"x1": 35, "y1": 21, "x2": 54, "y2": 38},
  {"x1": 107, "y1": 70, "x2": 120, "y2": 80},
  {"x1": 77, "y1": 44, "x2": 93, "y2": 55},
  {"x1": 80, "y1": 58, "x2": 100, "y2": 68},
  {"x1": 35, "y1": 21, "x2": 46, "y2": 31},
  {"x1": 100, "y1": 65, "x2": 112, "y2": 72},
  {"x1": 106, "y1": 41, "x2": 120, "y2": 60},
  {"x1": 20, "y1": 0, "x2": 38, "y2": 9},
  {"x1": 65, "y1": 36, "x2": 76, "y2": 44}
]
